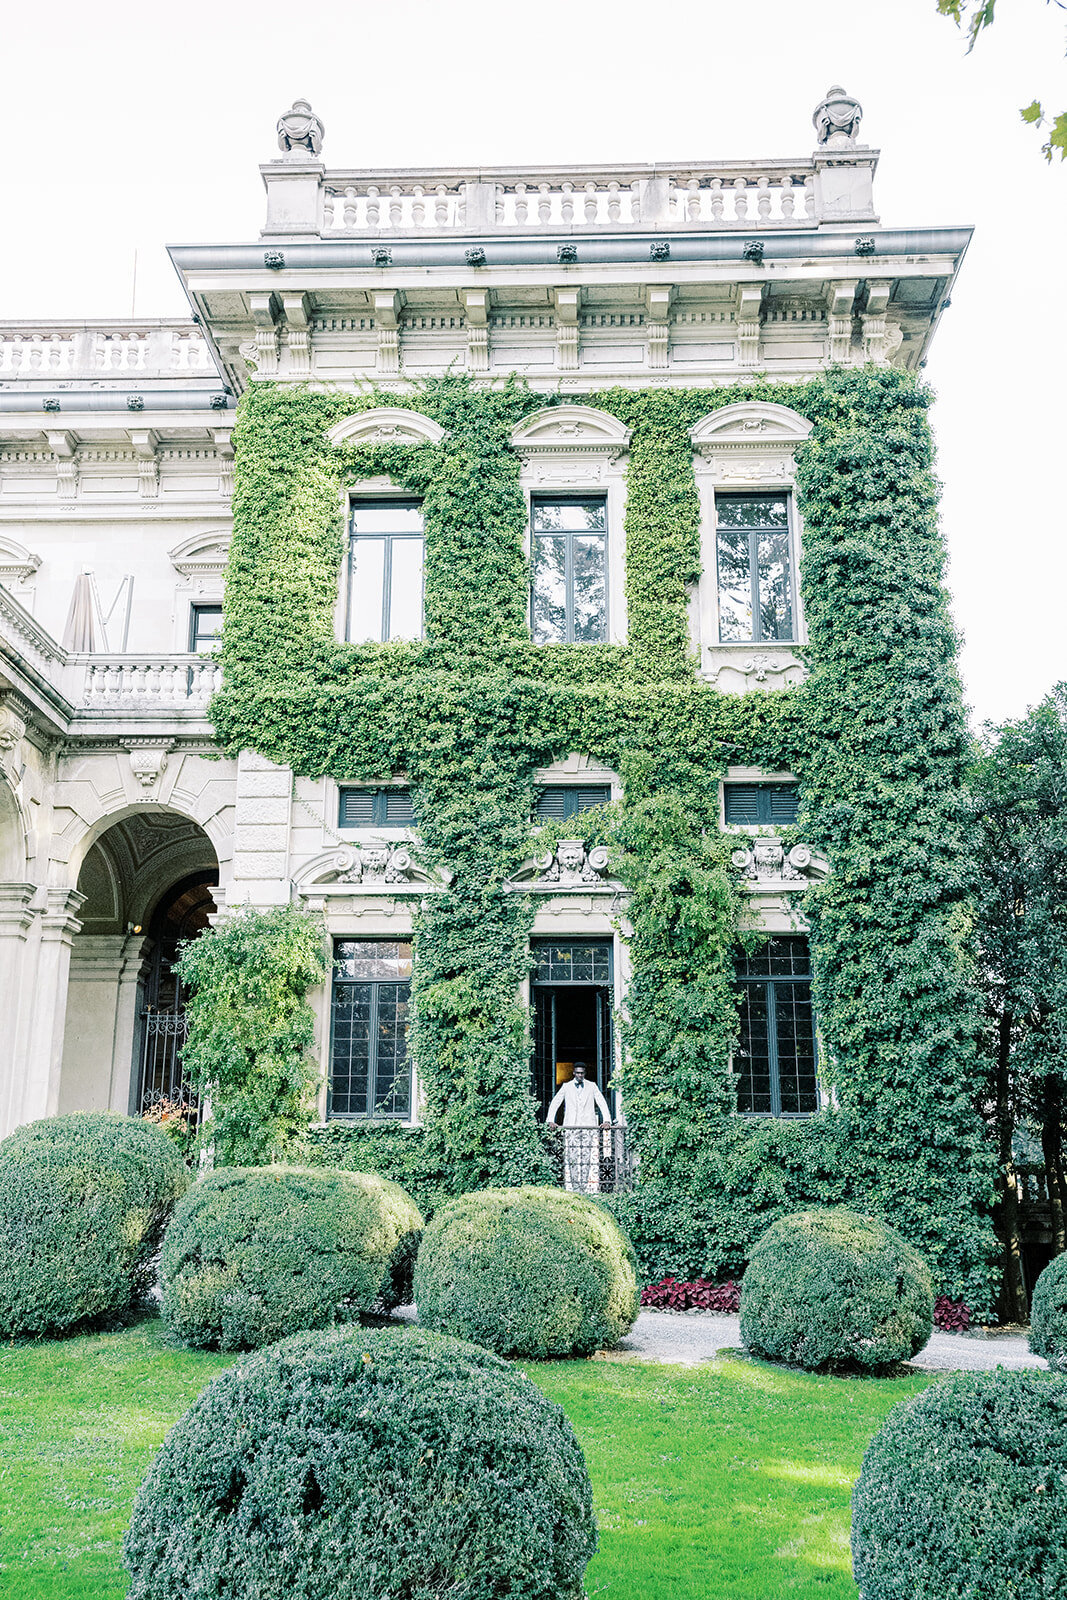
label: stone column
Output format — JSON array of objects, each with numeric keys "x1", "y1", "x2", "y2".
[
  {"x1": 227, "y1": 750, "x2": 294, "y2": 909},
  {"x1": 57, "y1": 933, "x2": 151, "y2": 1115},
  {"x1": 0, "y1": 883, "x2": 39, "y2": 1136},
  {"x1": 18, "y1": 888, "x2": 84, "y2": 1126}
]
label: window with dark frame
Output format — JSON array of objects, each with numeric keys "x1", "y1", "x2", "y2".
[
  {"x1": 531, "y1": 497, "x2": 609, "y2": 645},
  {"x1": 347, "y1": 500, "x2": 425, "y2": 644},
  {"x1": 189, "y1": 604, "x2": 223, "y2": 653},
  {"x1": 329, "y1": 940, "x2": 413, "y2": 1119},
  {"x1": 734, "y1": 937, "x2": 818, "y2": 1116},
  {"x1": 338, "y1": 787, "x2": 415, "y2": 828},
  {"x1": 534, "y1": 784, "x2": 611, "y2": 820},
  {"x1": 723, "y1": 782, "x2": 800, "y2": 826},
  {"x1": 715, "y1": 492, "x2": 795, "y2": 644}
]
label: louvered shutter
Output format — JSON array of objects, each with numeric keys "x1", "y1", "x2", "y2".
[
  {"x1": 723, "y1": 783, "x2": 763, "y2": 824},
  {"x1": 339, "y1": 789, "x2": 379, "y2": 827},
  {"x1": 768, "y1": 785, "x2": 800, "y2": 824}
]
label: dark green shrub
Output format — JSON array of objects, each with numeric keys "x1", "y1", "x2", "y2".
[
  {"x1": 124, "y1": 1324, "x2": 596, "y2": 1600},
  {"x1": 739, "y1": 1207, "x2": 933, "y2": 1371},
  {"x1": 0, "y1": 1111, "x2": 188, "y2": 1338},
  {"x1": 1030, "y1": 1251, "x2": 1067, "y2": 1370},
  {"x1": 413, "y1": 1185, "x2": 639, "y2": 1358},
  {"x1": 852, "y1": 1369, "x2": 1067, "y2": 1597},
  {"x1": 160, "y1": 1165, "x2": 423, "y2": 1350}
]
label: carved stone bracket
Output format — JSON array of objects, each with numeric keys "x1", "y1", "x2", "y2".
[
  {"x1": 509, "y1": 839, "x2": 614, "y2": 892},
  {"x1": 731, "y1": 837, "x2": 827, "y2": 890},
  {"x1": 333, "y1": 844, "x2": 412, "y2": 885},
  {"x1": 123, "y1": 741, "x2": 172, "y2": 789},
  {"x1": 292, "y1": 843, "x2": 445, "y2": 896}
]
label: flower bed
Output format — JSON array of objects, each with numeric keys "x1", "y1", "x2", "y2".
[{"x1": 640, "y1": 1277, "x2": 741, "y2": 1312}]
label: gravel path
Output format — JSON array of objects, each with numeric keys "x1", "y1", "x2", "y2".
[
  {"x1": 398, "y1": 1304, "x2": 1044, "y2": 1370},
  {"x1": 609, "y1": 1310, "x2": 1046, "y2": 1371}
]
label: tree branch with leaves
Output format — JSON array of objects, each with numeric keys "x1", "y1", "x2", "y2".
[{"x1": 937, "y1": 0, "x2": 1067, "y2": 159}]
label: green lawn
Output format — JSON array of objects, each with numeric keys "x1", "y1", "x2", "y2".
[{"x1": 0, "y1": 1315, "x2": 934, "y2": 1599}]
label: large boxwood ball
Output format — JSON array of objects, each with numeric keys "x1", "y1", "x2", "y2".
[
  {"x1": 123, "y1": 1324, "x2": 597, "y2": 1600},
  {"x1": 160, "y1": 1165, "x2": 423, "y2": 1351},
  {"x1": 1030, "y1": 1251, "x2": 1067, "y2": 1370},
  {"x1": 413, "y1": 1185, "x2": 639, "y2": 1358},
  {"x1": 0, "y1": 1111, "x2": 188, "y2": 1338},
  {"x1": 739, "y1": 1207, "x2": 933, "y2": 1372},
  {"x1": 852, "y1": 1369, "x2": 1067, "y2": 1598}
]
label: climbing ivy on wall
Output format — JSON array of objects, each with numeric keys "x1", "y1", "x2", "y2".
[{"x1": 209, "y1": 367, "x2": 998, "y2": 1310}]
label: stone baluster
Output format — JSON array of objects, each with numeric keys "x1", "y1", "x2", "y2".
[
  {"x1": 686, "y1": 179, "x2": 701, "y2": 221},
  {"x1": 389, "y1": 186, "x2": 403, "y2": 226},
  {"x1": 780, "y1": 181, "x2": 796, "y2": 219},
  {"x1": 560, "y1": 182, "x2": 574, "y2": 223},
  {"x1": 733, "y1": 178, "x2": 749, "y2": 222},
  {"x1": 538, "y1": 184, "x2": 552, "y2": 223},
  {"x1": 513, "y1": 183, "x2": 528, "y2": 224},
  {"x1": 322, "y1": 192, "x2": 336, "y2": 228},
  {"x1": 629, "y1": 180, "x2": 641, "y2": 222},
  {"x1": 804, "y1": 176, "x2": 816, "y2": 218},
  {"x1": 434, "y1": 185, "x2": 450, "y2": 224},
  {"x1": 342, "y1": 187, "x2": 357, "y2": 226},
  {"x1": 366, "y1": 186, "x2": 381, "y2": 227},
  {"x1": 411, "y1": 186, "x2": 426, "y2": 225},
  {"x1": 709, "y1": 179, "x2": 724, "y2": 221},
  {"x1": 584, "y1": 183, "x2": 598, "y2": 222},
  {"x1": 756, "y1": 177, "x2": 772, "y2": 220},
  {"x1": 607, "y1": 181, "x2": 622, "y2": 222}
]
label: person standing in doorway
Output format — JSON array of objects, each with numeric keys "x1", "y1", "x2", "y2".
[{"x1": 546, "y1": 1061, "x2": 611, "y2": 1193}]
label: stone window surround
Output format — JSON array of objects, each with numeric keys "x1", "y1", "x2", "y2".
[
  {"x1": 689, "y1": 401, "x2": 813, "y2": 684},
  {"x1": 719, "y1": 765, "x2": 800, "y2": 832}
]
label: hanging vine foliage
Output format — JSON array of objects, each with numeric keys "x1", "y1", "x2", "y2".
[{"x1": 207, "y1": 368, "x2": 998, "y2": 1310}]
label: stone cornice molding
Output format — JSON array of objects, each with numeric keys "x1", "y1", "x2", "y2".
[
  {"x1": 689, "y1": 401, "x2": 812, "y2": 460},
  {"x1": 510, "y1": 404, "x2": 631, "y2": 461},
  {"x1": 326, "y1": 407, "x2": 447, "y2": 448}
]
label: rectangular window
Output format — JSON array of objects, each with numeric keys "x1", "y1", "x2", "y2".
[
  {"x1": 189, "y1": 604, "x2": 223, "y2": 653},
  {"x1": 338, "y1": 787, "x2": 415, "y2": 828},
  {"x1": 531, "y1": 497, "x2": 608, "y2": 645},
  {"x1": 723, "y1": 782, "x2": 800, "y2": 826},
  {"x1": 534, "y1": 784, "x2": 611, "y2": 820},
  {"x1": 716, "y1": 493, "x2": 795, "y2": 644},
  {"x1": 329, "y1": 940, "x2": 413, "y2": 1119},
  {"x1": 347, "y1": 500, "x2": 424, "y2": 643},
  {"x1": 735, "y1": 936, "x2": 817, "y2": 1116}
]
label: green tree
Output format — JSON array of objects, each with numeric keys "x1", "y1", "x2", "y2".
[
  {"x1": 972, "y1": 684, "x2": 1067, "y2": 1318},
  {"x1": 176, "y1": 905, "x2": 328, "y2": 1164},
  {"x1": 937, "y1": 0, "x2": 1067, "y2": 160}
]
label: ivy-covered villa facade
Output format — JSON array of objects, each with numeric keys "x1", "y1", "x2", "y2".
[{"x1": 0, "y1": 91, "x2": 998, "y2": 1303}]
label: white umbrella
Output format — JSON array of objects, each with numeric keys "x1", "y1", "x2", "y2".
[{"x1": 62, "y1": 572, "x2": 99, "y2": 652}]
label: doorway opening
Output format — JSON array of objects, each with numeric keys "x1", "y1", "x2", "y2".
[
  {"x1": 531, "y1": 938, "x2": 613, "y2": 1118},
  {"x1": 136, "y1": 872, "x2": 218, "y2": 1118}
]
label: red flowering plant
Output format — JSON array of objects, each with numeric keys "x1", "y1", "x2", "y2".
[{"x1": 640, "y1": 1277, "x2": 741, "y2": 1312}]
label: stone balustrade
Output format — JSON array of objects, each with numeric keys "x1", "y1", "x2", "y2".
[
  {"x1": 78, "y1": 656, "x2": 222, "y2": 710},
  {"x1": 308, "y1": 155, "x2": 864, "y2": 238},
  {"x1": 0, "y1": 322, "x2": 212, "y2": 381}
]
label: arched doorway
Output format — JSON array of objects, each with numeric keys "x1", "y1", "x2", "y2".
[{"x1": 59, "y1": 809, "x2": 219, "y2": 1118}]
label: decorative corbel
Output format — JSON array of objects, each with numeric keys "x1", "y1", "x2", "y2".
[
  {"x1": 826, "y1": 281, "x2": 858, "y2": 364},
  {"x1": 282, "y1": 293, "x2": 312, "y2": 378},
  {"x1": 861, "y1": 280, "x2": 892, "y2": 363},
  {"x1": 0, "y1": 694, "x2": 27, "y2": 769},
  {"x1": 248, "y1": 291, "x2": 281, "y2": 377},
  {"x1": 462, "y1": 289, "x2": 491, "y2": 373},
  {"x1": 645, "y1": 285, "x2": 674, "y2": 371},
  {"x1": 212, "y1": 426, "x2": 234, "y2": 498},
  {"x1": 373, "y1": 290, "x2": 404, "y2": 375},
  {"x1": 553, "y1": 287, "x2": 582, "y2": 372},
  {"x1": 123, "y1": 740, "x2": 172, "y2": 790},
  {"x1": 129, "y1": 428, "x2": 160, "y2": 499},
  {"x1": 735, "y1": 284, "x2": 764, "y2": 368},
  {"x1": 47, "y1": 429, "x2": 78, "y2": 499}
]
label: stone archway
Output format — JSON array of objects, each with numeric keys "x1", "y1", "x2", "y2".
[{"x1": 58, "y1": 810, "x2": 218, "y2": 1118}]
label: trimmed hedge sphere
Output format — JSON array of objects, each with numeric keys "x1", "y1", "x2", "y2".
[
  {"x1": 0, "y1": 1111, "x2": 188, "y2": 1338},
  {"x1": 852, "y1": 1369, "x2": 1067, "y2": 1598},
  {"x1": 739, "y1": 1207, "x2": 933, "y2": 1371},
  {"x1": 1030, "y1": 1251, "x2": 1067, "y2": 1370},
  {"x1": 160, "y1": 1165, "x2": 423, "y2": 1350},
  {"x1": 413, "y1": 1185, "x2": 639, "y2": 1358},
  {"x1": 124, "y1": 1324, "x2": 596, "y2": 1600}
]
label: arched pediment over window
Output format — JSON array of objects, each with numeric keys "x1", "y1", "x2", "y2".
[
  {"x1": 168, "y1": 529, "x2": 232, "y2": 581},
  {"x1": 689, "y1": 402, "x2": 813, "y2": 457},
  {"x1": 0, "y1": 535, "x2": 41, "y2": 587},
  {"x1": 326, "y1": 408, "x2": 447, "y2": 448},
  {"x1": 510, "y1": 404, "x2": 631, "y2": 458}
]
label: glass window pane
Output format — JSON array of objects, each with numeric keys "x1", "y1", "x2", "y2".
[
  {"x1": 336, "y1": 941, "x2": 413, "y2": 981},
  {"x1": 532, "y1": 499, "x2": 607, "y2": 532},
  {"x1": 351, "y1": 502, "x2": 424, "y2": 534},
  {"x1": 774, "y1": 983, "x2": 818, "y2": 1113},
  {"x1": 190, "y1": 606, "x2": 223, "y2": 651},
  {"x1": 532, "y1": 534, "x2": 569, "y2": 645},
  {"x1": 572, "y1": 534, "x2": 608, "y2": 643},
  {"x1": 533, "y1": 940, "x2": 612, "y2": 985},
  {"x1": 717, "y1": 495, "x2": 789, "y2": 530},
  {"x1": 348, "y1": 538, "x2": 386, "y2": 642},
  {"x1": 716, "y1": 524, "x2": 752, "y2": 643},
  {"x1": 757, "y1": 531, "x2": 793, "y2": 642},
  {"x1": 736, "y1": 982, "x2": 772, "y2": 1114},
  {"x1": 387, "y1": 538, "x2": 424, "y2": 641}
]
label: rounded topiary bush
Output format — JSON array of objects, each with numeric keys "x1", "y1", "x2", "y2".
[
  {"x1": 1030, "y1": 1251, "x2": 1067, "y2": 1370},
  {"x1": 739, "y1": 1207, "x2": 933, "y2": 1372},
  {"x1": 124, "y1": 1324, "x2": 596, "y2": 1600},
  {"x1": 852, "y1": 1369, "x2": 1067, "y2": 1597},
  {"x1": 0, "y1": 1111, "x2": 188, "y2": 1338},
  {"x1": 413, "y1": 1185, "x2": 639, "y2": 1358},
  {"x1": 160, "y1": 1165, "x2": 423, "y2": 1350}
]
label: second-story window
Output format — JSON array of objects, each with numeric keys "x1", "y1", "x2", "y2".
[
  {"x1": 535, "y1": 784, "x2": 611, "y2": 820},
  {"x1": 189, "y1": 604, "x2": 223, "y2": 653},
  {"x1": 716, "y1": 493, "x2": 795, "y2": 644},
  {"x1": 338, "y1": 787, "x2": 415, "y2": 828},
  {"x1": 723, "y1": 782, "x2": 799, "y2": 826},
  {"x1": 531, "y1": 497, "x2": 608, "y2": 645},
  {"x1": 347, "y1": 500, "x2": 424, "y2": 643}
]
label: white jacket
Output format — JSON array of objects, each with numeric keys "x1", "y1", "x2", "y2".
[{"x1": 546, "y1": 1077, "x2": 611, "y2": 1127}]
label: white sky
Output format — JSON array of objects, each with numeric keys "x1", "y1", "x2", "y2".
[{"x1": 3, "y1": 0, "x2": 1065, "y2": 729}]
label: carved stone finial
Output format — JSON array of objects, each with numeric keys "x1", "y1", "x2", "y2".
[
  {"x1": 813, "y1": 86, "x2": 863, "y2": 146},
  {"x1": 276, "y1": 99, "x2": 324, "y2": 158}
]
